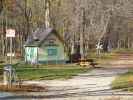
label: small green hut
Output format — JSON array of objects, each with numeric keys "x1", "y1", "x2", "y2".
[{"x1": 24, "y1": 28, "x2": 68, "y2": 64}]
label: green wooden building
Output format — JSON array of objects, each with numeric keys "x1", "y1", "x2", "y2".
[{"x1": 24, "y1": 28, "x2": 68, "y2": 64}]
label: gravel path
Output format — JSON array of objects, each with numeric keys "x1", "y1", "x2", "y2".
[
  {"x1": 1, "y1": 68, "x2": 132, "y2": 100},
  {"x1": 12, "y1": 68, "x2": 132, "y2": 100}
]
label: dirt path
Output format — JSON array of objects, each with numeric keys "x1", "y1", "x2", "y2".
[
  {"x1": 18, "y1": 68, "x2": 131, "y2": 100},
  {"x1": 1, "y1": 68, "x2": 133, "y2": 100}
]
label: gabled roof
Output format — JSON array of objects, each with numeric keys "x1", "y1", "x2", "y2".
[{"x1": 24, "y1": 28, "x2": 64, "y2": 47}]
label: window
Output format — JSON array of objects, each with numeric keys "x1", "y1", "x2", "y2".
[
  {"x1": 47, "y1": 48, "x2": 57, "y2": 56},
  {"x1": 49, "y1": 39, "x2": 55, "y2": 44}
]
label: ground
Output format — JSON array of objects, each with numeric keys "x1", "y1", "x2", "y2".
[
  {"x1": 99, "y1": 53, "x2": 133, "y2": 68},
  {"x1": 1, "y1": 53, "x2": 133, "y2": 100},
  {"x1": 1, "y1": 68, "x2": 133, "y2": 100},
  {"x1": 11, "y1": 69, "x2": 130, "y2": 100}
]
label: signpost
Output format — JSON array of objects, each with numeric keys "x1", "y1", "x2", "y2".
[
  {"x1": 6, "y1": 29, "x2": 15, "y2": 64},
  {"x1": 96, "y1": 43, "x2": 103, "y2": 57},
  {"x1": 6, "y1": 29, "x2": 15, "y2": 37}
]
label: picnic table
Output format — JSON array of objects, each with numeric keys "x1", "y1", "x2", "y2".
[{"x1": 79, "y1": 59, "x2": 98, "y2": 67}]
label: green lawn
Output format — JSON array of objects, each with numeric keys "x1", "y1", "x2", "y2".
[
  {"x1": 112, "y1": 48, "x2": 133, "y2": 54},
  {"x1": 0, "y1": 64, "x2": 90, "y2": 81},
  {"x1": 112, "y1": 70, "x2": 133, "y2": 92}
]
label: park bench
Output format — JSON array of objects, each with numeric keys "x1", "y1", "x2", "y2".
[{"x1": 79, "y1": 59, "x2": 98, "y2": 67}]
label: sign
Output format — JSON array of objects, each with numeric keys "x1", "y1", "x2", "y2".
[
  {"x1": 7, "y1": 53, "x2": 15, "y2": 57},
  {"x1": 96, "y1": 44, "x2": 103, "y2": 50},
  {"x1": 6, "y1": 29, "x2": 15, "y2": 37}
]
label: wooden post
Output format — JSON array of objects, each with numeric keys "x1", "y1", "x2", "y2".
[
  {"x1": 10, "y1": 37, "x2": 13, "y2": 64},
  {"x1": 36, "y1": 47, "x2": 39, "y2": 67},
  {"x1": 3, "y1": 70, "x2": 7, "y2": 85}
]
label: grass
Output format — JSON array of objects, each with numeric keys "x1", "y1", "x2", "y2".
[
  {"x1": 88, "y1": 48, "x2": 133, "y2": 60},
  {"x1": 87, "y1": 52, "x2": 118, "y2": 66},
  {"x1": 112, "y1": 48, "x2": 133, "y2": 54},
  {"x1": 112, "y1": 70, "x2": 133, "y2": 92},
  {"x1": 88, "y1": 52, "x2": 118, "y2": 60},
  {"x1": 0, "y1": 64, "x2": 90, "y2": 81}
]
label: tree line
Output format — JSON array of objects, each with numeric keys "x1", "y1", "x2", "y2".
[{"x1": 0, "y1": 0, "x2": 133, "y2": 59}]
